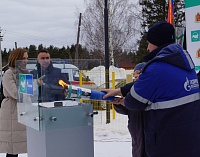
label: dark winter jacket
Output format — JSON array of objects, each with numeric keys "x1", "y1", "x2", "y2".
[
  {"x1": 197, "y1": 71, "x2": 200, "y2": 88},
  {"x1": 124, "y1": 43, "x2": 200, "y2": 157},
  {"x1": 0, "y1": 64, "x2": 9, "y2": 107},
  {"x1": 114, "y1": 90, "x2": 147, "y2": 157},
  {"x1": 30, "y1": 61, "x2": 70, "y2": 102}
]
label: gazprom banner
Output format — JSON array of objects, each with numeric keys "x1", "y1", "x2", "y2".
[{"x1": 184, "y1": 0, "x2": 200, "y2": 71}]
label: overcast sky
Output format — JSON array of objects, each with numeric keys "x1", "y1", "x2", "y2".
[{"x1": 0, "y1": 0, "x2": 86, "y2": 50}]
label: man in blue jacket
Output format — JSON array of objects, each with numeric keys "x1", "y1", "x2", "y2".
[
  {"x1": 31, "y1": 49, "x2": 70, "y2": 102},
  {"x1": 103, "y1": 21, "x2": 200, "y2": 157}
]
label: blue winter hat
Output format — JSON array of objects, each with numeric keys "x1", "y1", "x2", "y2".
[
  {"x1": 147, "y1": 21, "x2": 175, "y2": 46},
  {"x1": 134, "y1": 62, "x2": 146, "y2": 72}
]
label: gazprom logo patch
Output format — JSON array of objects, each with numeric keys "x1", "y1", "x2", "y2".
[{"x1": 184, "y1": 77, "x2": 199, "y2": 91}]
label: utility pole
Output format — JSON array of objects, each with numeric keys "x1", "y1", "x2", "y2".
[
  {"x1": 75, "y1": 13, "x2": 82, "y2": 67},
  {"x1": 15, "y1": 42, "x2": 18, "y2": 49},
  {"x1": 104, "y1": 0, "x2": 110, "y2": 124},
  {"x1": 0, "y1": 27, "x2": 3, "y2": 77}
]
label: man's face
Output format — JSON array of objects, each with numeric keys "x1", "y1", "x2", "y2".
[
  {"x1": 147, "y1": 41, "x2": 158, "y2": 53},
  {"x1": 37, "y1": 52, "x2": 51, "y2": 69}
]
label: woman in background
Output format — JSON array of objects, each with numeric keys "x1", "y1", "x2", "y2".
[{"x1": 0, "y1": 48, "x2": 28, "y2": 157}]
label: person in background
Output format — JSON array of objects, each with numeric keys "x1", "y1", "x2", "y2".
[
  {"x1": 0, "y1": 48, "x2": 28, "y2": 157},
  {"x1": 30, "y1": 49, "x2": 70, "y2": 102},
  {"x1": 132, "y1": 62, "x2": 146, "y2": 81},
  {"x1": 114, "y1": 62, "x2": 147, "y2": 157},
  {"x1": 102, "y1": 21, "x2": 200, "y2": 156}
]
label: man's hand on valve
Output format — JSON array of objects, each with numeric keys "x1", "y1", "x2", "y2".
[{"x1": 37, "y1": 75, "x2": 45, "y2": 86}]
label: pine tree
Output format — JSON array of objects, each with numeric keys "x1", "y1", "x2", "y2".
[{"x1": 174, "y1": 0, "x2": 185, "y2": 27}]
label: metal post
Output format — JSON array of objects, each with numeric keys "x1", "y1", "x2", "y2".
[
  {"x1": 108, "y1": 0, "x2": 114, "y2": 66},
  {"x1": 75, "y1": 13, "x2": 82, "y2": 67},
  {"x1": 104, "y1": 0, "x2": 110, "y2": 123}
]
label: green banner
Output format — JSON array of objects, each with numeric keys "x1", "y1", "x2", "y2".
[
  {"x1": 195, "y1": 66, "x2": 200, "y2": 71},
  {"x1": 19, "y1": 74, "x2": 26, "y2": 94},
  {"x1": 185, "y1": 0, "x2": 200, "y2": 8}
]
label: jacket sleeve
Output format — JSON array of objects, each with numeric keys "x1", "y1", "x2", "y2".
[
  {"x1": 120, "y1": 82, "x2": 134, "y2": 97},
  {"x1": 124, "y1": 64, "x2": 158, "y2": 111},
  {"x1": 113, "y1": 104, "x2": 128, "y2": 115}
]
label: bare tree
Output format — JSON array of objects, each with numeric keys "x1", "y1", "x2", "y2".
[{"x1": 81, "y1": 0, "x2": 141, "y2": 64}]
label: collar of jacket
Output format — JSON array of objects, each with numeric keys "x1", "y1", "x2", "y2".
[
  {"x1": 143, "y1": 43, "x2": 173, "y2": 62},
  {"x1": 143, "y1": 43, "x2": 195, "y2": 72},
  {"x1": 9, "y1": 67, "x2": 16, "y2": 74},
  {"x1": 37, "y1": 61, "x2": 53, "y2": 76}
]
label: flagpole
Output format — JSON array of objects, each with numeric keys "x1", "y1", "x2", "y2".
[{"x1": 104, "y1": 0, "x2": 111, "y2": 124}]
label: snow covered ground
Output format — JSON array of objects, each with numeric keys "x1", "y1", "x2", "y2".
[{"x1": 94, "y1": 128, "x2": 132, "y2": 157}]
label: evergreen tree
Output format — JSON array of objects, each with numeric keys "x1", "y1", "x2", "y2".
[
  {"x1": 2, "y1": 48, "x2": 9, "y2": 66},
  {"x1": 66, "y1": 46, "x2": 72, "y2": 59},
  {"x1": 174, "y1": 0, "x2": 185, "y2": 27},
  {"x1": 77, "y1": 45, "x2": 90, "y2": 59},
  {"x1": 38, "y1": 44, "x2": 44, "y2": 50},
  {"x1": 59, "y1": 46, "x2": 68, "y2": 59},
  {"x1": 69, "y1": 44, "x2": 76, "y2": 59},
  {"x1": 134, "y1": 32, "x2": 148, "y2": 63},
  {"x1": 28, "y1": 45, "x2": 37, "y2": 58}
]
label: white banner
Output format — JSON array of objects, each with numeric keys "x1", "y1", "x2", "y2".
[{"x1": 185, "y1": 0, "x2": 200, "y2": 71}]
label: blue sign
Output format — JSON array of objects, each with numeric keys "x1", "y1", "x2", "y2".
[{"x1": 19, "y1": 74, "x2": 33, "y2": 95}]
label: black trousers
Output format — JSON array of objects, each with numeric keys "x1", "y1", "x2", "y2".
[{"x1": 6, "y1": 154, "x2": 18, "y2": 157}]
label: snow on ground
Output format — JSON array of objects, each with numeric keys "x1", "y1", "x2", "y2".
[
  {"x1": 94, "y1": 111, "x2": 132, "y2": 157},
  {"x1": 94, "y1": 128, "x2": 132, "y2": 157}
]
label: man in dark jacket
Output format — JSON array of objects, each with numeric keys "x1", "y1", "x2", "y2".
[
  {"x1": 30, "y1": 49, "x2": 70, "y2": 102},
  {"x1": 114, "y1": 62, "x2": 147, "y2": 157},
  {"x1": 103, "y1": 21, "x2": 200, "y2": 157}
]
